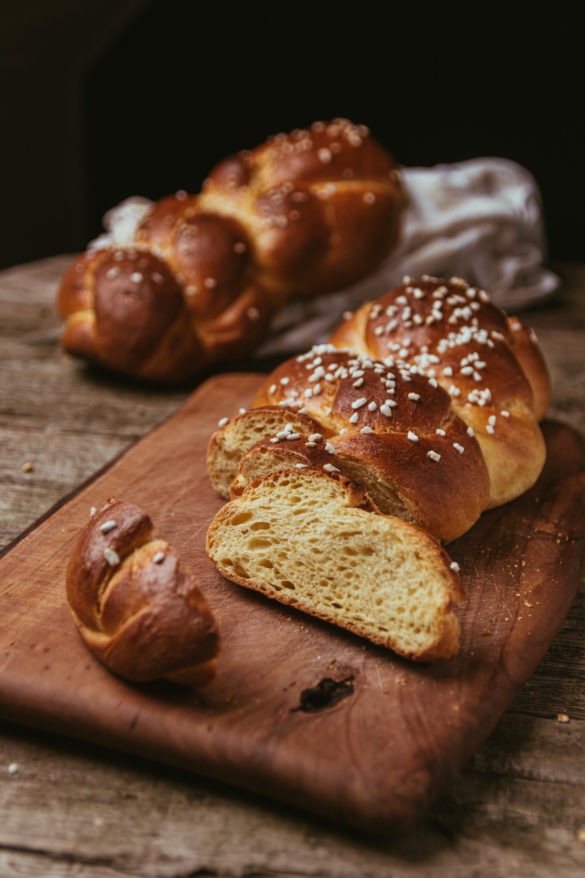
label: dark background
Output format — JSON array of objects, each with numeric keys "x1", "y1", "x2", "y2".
[{"x1": 0, "y1": 1, "x2": 582, "y2": 270}]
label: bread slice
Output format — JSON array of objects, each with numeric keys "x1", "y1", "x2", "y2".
[
  {"x1": 207, "y1": 406, "x2": 332, "y2": 497},
  {"x1": 206, "y1": 468, "x2": 464, "y2": 661}
]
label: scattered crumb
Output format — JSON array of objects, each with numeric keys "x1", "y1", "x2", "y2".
[
  {"x1": 22, "y1": 462, "x2": 34, "y2": 473},
  {"x1": 577, "y1": 827, "x2": 585, "y2": 843},
  {"x1": 7, "y1": 763, "x2": 19, "y2": 774},
  {"x1": 524, "y1": 601, "x2": 533, "y2": 608},
  {"x1": 557, "y1": 713, "x2": 570, "y2": 724},
  {"x1": 94, "y1": 817, "x2": 104, "y2": 827}
]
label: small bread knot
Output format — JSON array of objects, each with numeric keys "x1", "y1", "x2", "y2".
[{"x1": 66, "y1": 498, "x2": 219, "y2": 687}]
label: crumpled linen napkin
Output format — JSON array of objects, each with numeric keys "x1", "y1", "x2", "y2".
[{"x1": 256, "y1": 157, "x2": 560, "y2": 358}]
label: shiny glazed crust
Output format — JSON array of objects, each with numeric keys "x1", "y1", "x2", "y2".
[
  {"x1": 328, "y1": 276, "x2": 551, "y2": 508},
  {"x1": 208, "y1": 345, "x2": 491, "y2": 544}
]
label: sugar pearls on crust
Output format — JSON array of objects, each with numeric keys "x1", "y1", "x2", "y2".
[
  {"x1": 259, "y1": 118, "x2": 400, "y2": 184},
  {"x1": 216, "y1": 341, "x2": 492, "y2": 542},
  {"x1": 358, "y1": 276, "x2": 536, "y2": 415},
  {"x1": 327, "y1": 275, "x2": 549, "y2": 509},
  {"x1": 255, "y1": 344, "x2": 459, "y2": 443}
]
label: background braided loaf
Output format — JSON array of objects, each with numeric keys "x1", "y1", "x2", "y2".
[{"x1": 57, "y1": 119, "x2": 403, "y2": 383}]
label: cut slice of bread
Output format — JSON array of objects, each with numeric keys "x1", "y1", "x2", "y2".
[
  {"x1": 207, "y1": 406, "x2": 331, "y2": 497},
  {"x1": 206, "y1": 468, "x2": 465, "y2": 661}
]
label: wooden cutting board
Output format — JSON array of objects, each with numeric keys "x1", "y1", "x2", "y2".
[{"x1": 1, "y1": 373, "x2": 584, "y2": 834}]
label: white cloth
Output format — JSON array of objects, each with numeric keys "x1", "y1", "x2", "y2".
[{"x1": 256, "y1": 157, "x2": 560, "y2": 358}]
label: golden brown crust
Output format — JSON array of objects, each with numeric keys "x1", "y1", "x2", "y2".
[
  {"x1": 208, "y1": 346, "x2": 491, "y2": 543},
  {"x1": 58, "y1": 248, "x2": 203, "y2": 381},
  {"x1": 200, "y1": 119, "x2": 403, "y2": 296},
  {"x1": 57, "y1": 119, "x2": 403, "y2": 383},
  {"x1": 328, "y1": 276, "x2": 550, "y2": 508},
  {"x1": 66, "y1": 498, "x2": 219, "y2": 686},
  {"x1": 506, "y1": 315, "x2": 551, "y2": 420}
]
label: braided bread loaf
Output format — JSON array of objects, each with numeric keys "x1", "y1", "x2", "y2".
[
  {"x1": 205, "y1": 276, "x2": 550, "y2": 659},
  {"x1": 207, "y1": 276, "x2": 550, "y2": 543},
  {"x1": 66, "y1": 498, "x2": 219, "y2": 687},
  {"x1": 57, "y1": 119, "x2": 403, "y2": 382}
]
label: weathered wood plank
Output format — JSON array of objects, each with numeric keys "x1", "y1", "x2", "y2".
[{"x1": 1, "y1": 715, "x2": 585, "y2": 877}]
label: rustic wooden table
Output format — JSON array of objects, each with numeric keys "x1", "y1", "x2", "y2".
[{"x1": 1, "y1": 255, "x2": 584, "y2": 877}]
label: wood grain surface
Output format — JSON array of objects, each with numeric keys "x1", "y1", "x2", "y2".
[
  {"x1": 1, "y1": 369, "x2": 584, "y2": 835},
  {"x1": 2, "y1": 255, "x2": 585, "y2": 876}
]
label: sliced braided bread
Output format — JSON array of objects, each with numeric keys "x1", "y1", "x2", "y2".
[
  {"x1": 206, "y1": 276, "x2": 550, "y2": 658},
  {"x1": 208, "y1": 276, "x2": 550, "y2": 525}
]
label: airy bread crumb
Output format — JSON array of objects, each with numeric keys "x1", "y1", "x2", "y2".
[{"x1": 206, "y1": 468, "x2": 464, "y2": 661}]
